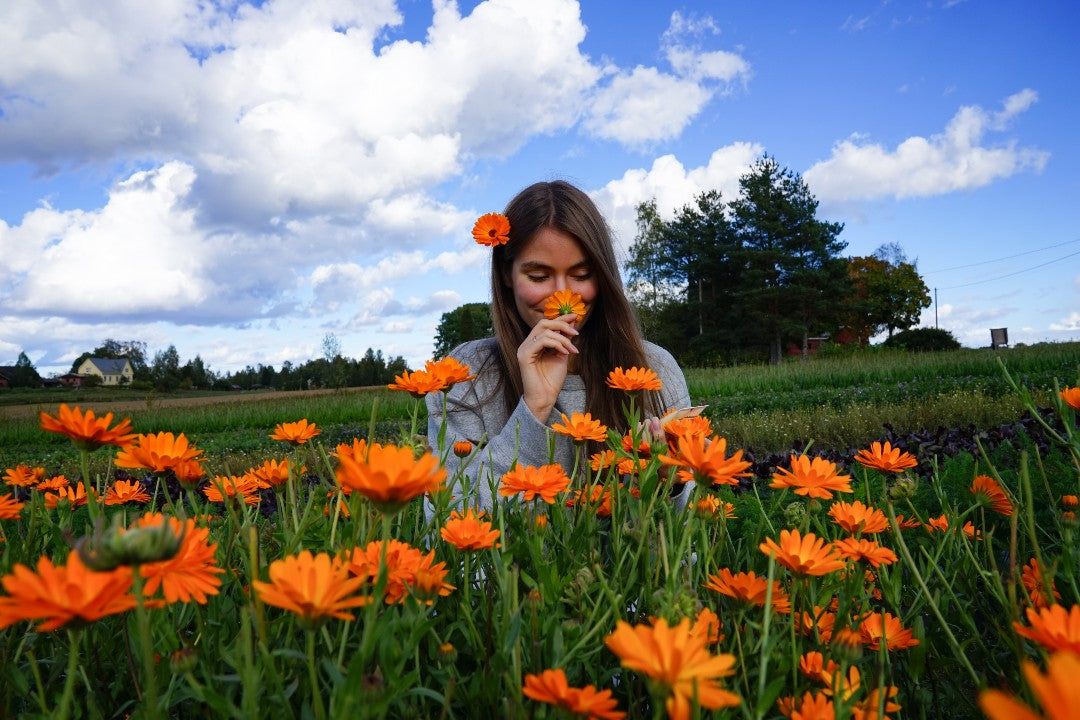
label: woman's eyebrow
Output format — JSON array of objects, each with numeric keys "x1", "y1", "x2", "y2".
[{"x1": 518, "y1": 260, "x2": 591, "y2": 272}]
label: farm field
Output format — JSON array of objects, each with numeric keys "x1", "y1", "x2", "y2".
[{"x1": 0, "y1": 342, "x2": 1078, "y2": 719}]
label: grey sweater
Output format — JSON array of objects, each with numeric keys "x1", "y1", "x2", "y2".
[{"x1": 425, "y1": 337, "x2": 692, "y2": 512}]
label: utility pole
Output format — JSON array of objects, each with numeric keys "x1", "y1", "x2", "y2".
[{"x1": 934, "y1": 288, "x2": 938, "y2": 329}]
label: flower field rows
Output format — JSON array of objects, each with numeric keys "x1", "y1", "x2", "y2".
[{"x1": 1, "y1": 363, "x2": 1079, "y2": 718}]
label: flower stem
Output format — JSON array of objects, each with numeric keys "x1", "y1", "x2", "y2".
[
  {"x1": 132, "y1": 568, "x2": 162, "y2": 720},
  {"x1": 306, "y1": 630, "x2": 327, "y2": 720},
  {"x1": 56, "y1": 629, "x2": 81, "y2": 720}
]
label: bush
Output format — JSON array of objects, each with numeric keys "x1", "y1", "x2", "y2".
[{"x1": 882, "y1": 327, "x2": 961, "y2": 352}]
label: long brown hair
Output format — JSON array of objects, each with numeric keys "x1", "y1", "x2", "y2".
[{"x1": 486, "y1": 180, "x2": 662, "y2": 432}]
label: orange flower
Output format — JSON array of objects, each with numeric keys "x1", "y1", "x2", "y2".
[
  {"x1": 3, "y1": 465, "x2": 45, "y2": 487},
  {"x1": 252, "y1": 550, "x2": 369, "y2": 626},
  {"x1": 778, "y1": 691, "x2": 835, "y2": 720},
  {"x1": 387, "y1": 369, "x2": 444, "y2": 397},
  {"x1": 1013, "y1": 604, "x2": 1080, "y2": 653},
  {"x1": 552, "y1": 412, "x2": 608, "y2": 443},
  {"x1": 452, "y1": 440, "x2": 473, "y2": 458},
  {"x1": 979, "y1": 650, "x2": 1080, "y2": 720},
  {"x1": 0, "y1": 493, "x2": 26, "y2": 520},
  {"x1": 39, "y1": 404, "x2": 136, "y2": 452},
  {"x1": 174, "y1": 458, "x2": 207, "y2": 488},
  {"x1": 963, "y1": 521, "x2": 982, "y2": 540},
  {"x1": 335, "y1": 442, "x2": 446, "y2": 514},
  {"x1": 695, "y1": 495, "x2": 737, "y2": 519},
  {"x1": 472, "y1": 212, "x2": 510, "y2": 247},
  {"x1": 136, "y1": 514, "x2": 225, "y2": 604},
  {"x1": 347, "y1": 540, "x2": 454, "y2": 604},
  {"x1": 1059, "y1": 386, "x2": 1080, "y2": 411},
  {"x1": 1063, "y1": 495, "x2": 1080, "y2": 508},
  {"x1": 852, "y1": 684, "x2": 901, "y2": 720},
  {"x1": 925, "y1": 513, "x2": 950, "y2": 533},
  {"x1": 522, "y1": 668, "x2": 626, "y2": 720},
  {"x1": 566, "y1": 483, "x2": 618, "y2": 518},
  {"x1": 892, "y1": 514, "x2": 922, "y2": 530},
  {"x1": 604, "y1": 617, "x2": 741, "y2": 720},
  {"x1": 104, "y1": 479, "x2": 151, "y2": 506},
  {"x1": 658, "y1": 435, "x2": 752, "y2": 487},
  {"x1": 859, "y1": 611, "x2": 919, "y2": 651},
  {"x1": 828, "y1": 500, "x2": 889, "y2": 534},
  {"x1": 663, "y1": 415, "x2": 713, "y2": 449},
  {"x1": 543, "y1": 289, "x2": 587, "y2": 320},
  {"x1": 499, "y1": 464, "x2": 572, "y2": 503},
  {"x1": 770, "y1": 455, "x2": 852, "y2": 500},
  {"x1": 797, "y1": 651, "x2": 839, "y2": 682},
  {"x1": 424, "y1": 357, "x2": 476, "y2": 389},
  {"x1": 268, "y1": 419, "x2": 320, "y2": 445},
  {"x1": 332, "y1": 437, "x2": 369, "y2": 464},
  {"x1": 44, "y1": 482, "x2": 89, "y2": 509},
  {"x1": 590, "y1": 450, "x2": 617, "y2": 471},
  {"x1": 249, "y1": 458, "x2": 295, "y2": 488},
  {"x1": 440, "y1": 509, "x2": 501, "y2": 551},
  {"x1": 799, "y1": 607, "x2": 837, "y2": 644},
  {"x1": 691, "y1": 606, "x2": 726, "y2": 645},
  {"x1": 35, "y1": 475, "x2": 70, "y2": 491},
  {"x1": 114, "y1": 432, "x2": 204, "y2": 475},
  {"x1": 759, "y1": 529, "x2": 846, "y2": 576},
  {"x1": 616, "y1": 457, "x2": 648, "y2": 476},
  {"x1": 0, "y1": 550, "x2": 135, "y2": 631},
  {"x1": 703, "y1": 568, "x2": 791, "y2": 613},
  {"x1": 853, "y1": 441, "x2": 918, "y2": 472},
  {"x1": 970, "y1": 474, "x2": 1015, "y2": 516},
  {"x1": 831, "y1": 537, "x2": 898, "y2": 567},
  {"x1": 605, "y1": 366, "x2": 662, "y2": 393},
  {"x1": 203, "y1": 474, "x2": 261, "y2": 506},
  {"x1": 1022, "y1": 558, "x2": 1062, "y2": 610}
]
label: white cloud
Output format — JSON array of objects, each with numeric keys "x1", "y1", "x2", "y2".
[
  {"x1": 1049, "y1": 312, "x2": 1080, "y2": 331},
  {"x1": 804, "y1": 90, "x2": 1049, "y2": 202}
]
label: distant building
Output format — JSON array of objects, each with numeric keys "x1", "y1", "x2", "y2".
[
  {"x1": 78, "y1": 357, "x2": 134, "y2": 386},
  {"x1": 0, "y1": 367, "x2": 13, "y2": 388}
]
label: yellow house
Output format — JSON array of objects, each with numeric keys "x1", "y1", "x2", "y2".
[{"x1": 79, "y1": 357, "x2": 134, "y2": 386}]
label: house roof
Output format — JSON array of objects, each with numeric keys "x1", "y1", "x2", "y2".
[{"x1": 85, "y1": 357, "x2": 132, "y2": 374}]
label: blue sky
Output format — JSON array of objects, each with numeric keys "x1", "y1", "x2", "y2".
[{"x1": 1, "y1": 0, "x2": 1077, "y2": 378}]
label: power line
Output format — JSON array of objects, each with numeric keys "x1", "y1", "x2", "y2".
[
  {"x1": 939, "y1": 248, "x2": 1080, "y2": 290},
  {"x1": 923, "y1": 237, "x2": 1080, "y2": 275}
]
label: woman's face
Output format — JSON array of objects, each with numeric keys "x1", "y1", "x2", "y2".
[{"x1": 508, "y1": 226, "x2": 599, "y2": 328}]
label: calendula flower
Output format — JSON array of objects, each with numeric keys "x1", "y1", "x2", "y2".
[
  {"x1": 44, "y1": 482, "x2": 89, "y2": 510},
  {"x1": 39, "y1": 404, "x2": 136, "y2": 452},
  {"x1": 777, "y1": 691, "x2": 835, "y2": 720},
  {"x1": 925, "y1": 513, "x2": 950, "y2": 533},
  {"x1": 203, "y1": 474, "x2": 261, "y2": 506},
  {"x1": 522, "y1": 668, "x2": 626, "y2": 720},
  {"x1": 0, "y1": 550, "x2": 135, "y2": 631},
  {"x1": 136, "y1": 513, "x2": 225, "y2": 605},
  {"x1": 963, "y1": 521, "x2": 982, "y2": 540},
  {"x1": 268, "y1": 419, "x2": 320, "y2": 445},
  {"x1": 173, "y1": 458, "x2": 207, "y2": 489},
  {"x1": 616, "y1": 457, "x2": 648, "y2": 476},
  {"x1": 543, "y1": 289, "x2": 587, "y2": 320},
  {"x1": 703, "y1": 568, "x2": 791, "y2": 613},
  {"x1": 659, "y1": 434, "x2": 751, "y2": 487},
  {"x1": 853, "y1": 441, "x2": 918, "y2": 473},
  {"x1": 800, "y1": 607, "x2": 837, "y2": 644},
  {"x1": 499, "y1": 464, "x2": 572, "y2": 503},
  {"x1": 424, "y1": 357, "x2": 476, "y2": 389},
  {"x1": 249, "y1": 458, "x2": 295, "y2": 488},
  {"x1": 1059, "y1": 387, "x2": 1080, "y2": 411},
  {"x1": 979, "y1": 650, "x2": 1080, "y2": 720},
  {"x1": 828, "y1": 500, "x2": 889, "y2": 534},
  {"x1": 605, "y1": 366, "x2": 662, "y2": 393},
  {"x1": 852, "y1": 685, "x2": 902, "y2": 720},
  {"x1": 472, "y1": 212, "x2": 510, "y2": 246},
  {"x1": 590, "y1": 450, "x2": 617, "y2": 471},
  {"x1": 104, "y1": 479, "x2": 151, "y2": 506},
  {"x1": 604, "y1": 617, "x2": 741, "y2": 720},
  {"x1": 252, "y1": 550, "x2": 369, "y2": 627},
  {"x1": 440, "y1": 509, "x2": 501, "y2": 551},
  {"x1": 566, "y1": 483, "x2": 618, "y2": 518},
  {"x1": 347, "y1": 539, "x2": 454, "y2": 604},
  {"x1": 335, "y1": 442, "x2": 446, "y2": 514},
  {"x1": 0, "y1": 493, "x2": 26, "y2": 520},
  {"x1": 452, "y1": 440, "x2": 473, "y2": 458},
  {"x1": 859, "y1": 611, "x2": 919, "y2": 651},
  {"x1": 760, "y1": 529, "x2": 846, "y2": 576},
  {"x1": 695, "y1": 495, "x2": 737, "y2": 519},
  {"x1": 35, "y1": 475, "x2": 70, "y2": 491},
  {"x1": 333, "y1": 437, "x2": 369, "y2": 463},
  {"x1": 771, "y1": 455, "x2": 853, "y2": 500},
  {"x1": 691, "y1": 606, "x2": 726, "y2": 645},
  {"x1": 1013, "y1": 604, "x2": 1080, "y2": 653},
  {"x1": 552, "y1": 412, "x2": 608, "y2": 443},
  {"x1": 1063, "y1": 495, "x2": 1079, "y2": 508},
  {"x1": 832, "y1": 537, "x2": 898, "y2": 567},
  {"x1": 387, "y1": 369, "x2": 443, "y2": 397},
  {"x1": 114, "y1": 432, "x2": 204, "y2": 475},
  {"x1": 970, "y1": 474, "x2": 1015, "y2": 516},
  {"x1": 1022, "y1": 558, "x2": 1062, "y2": 610},
  {"x1": 663, "y1": 415, "x2": 713, "y2": 449},
  {"x1": 3, "y1": 465, "x2": 45, "y2": 487},
  {"x1": 798, "y1": 652, "x2": 839, "y2": 682}
]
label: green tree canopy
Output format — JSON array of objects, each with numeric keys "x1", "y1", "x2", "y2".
[
  {"x1": 434, "y1": 303, "x2": 493, "y2": 358},
  {"x1": 843, "y1": 244, "x2": 931, "y2": 344}
]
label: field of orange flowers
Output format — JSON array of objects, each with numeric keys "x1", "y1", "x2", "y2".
[{"x1": 1, "y1": 363, "x2": 1078, "y2": 719}]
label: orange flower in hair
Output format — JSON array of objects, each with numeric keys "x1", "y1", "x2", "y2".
[
  {"x1": 3, "y1": 465, "x2": 45, "y2": 488},
  {"x1": 1059, "y1": 386, "x2": 1080, "y2": 410},
  {"x1": 605, "y1": 366, "x2": 662, "y2": 393},
  {"x1": 970, "y1": 474, "x2": 1015, "y2": 516},
  {"x1": 770, "y1": 455, "x2": 852, "y2": 500},
  {"x1": 552, "y1": 412, "x2": 608, "y2": 443},
  {"x1": 498, "y1": 464, "x2": 571, "y2": 503},
  {"x1": 543, "y1": 289, "x2": 587, "y2": 320},
  {"x1": 39, "y1": 404, "x2": 136, "y2": 452},
  {"x1": 759, "y1": 529, "x2": 846, "y2": 576},
  {"x1": 472, "y1": 212, "x2": 510, "y2": 246},
  {"x1": 522, "y1": 668, "x2": 626, "y2": 720},
  {"x1": 268, "y1": 419, "x2": 320, "y2": 445},
  {"x1": 853, "y1": 441, "x2": 917, "y2": 473}
]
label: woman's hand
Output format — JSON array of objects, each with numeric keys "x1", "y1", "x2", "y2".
[{"x1": 517, "y1": 314, "x2": 579, "y2": 422}]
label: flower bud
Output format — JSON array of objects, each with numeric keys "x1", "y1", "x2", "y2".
[
  {"x1": 783, "y1": 501, "x2": 808, "y2": 526},
  {"x1": 888, "y1": 475, "x2": 918, "y2": 501},
  {"x1": 170, "y1": 647, "x2": 198, "y2": 675},
  {"x1": 76, "y1": 516, "x2": 184, "y2": 571}
]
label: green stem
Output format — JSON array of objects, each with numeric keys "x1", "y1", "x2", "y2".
[
  {"x1": 132, "y1": 568, "x2": 162, "y2": 720},
  {"x1": 56, "y1": 629, "x2": 80, "y2": 720},
  {"x1": 306, "y1": 630, "x2": 327, "y2": 720}
]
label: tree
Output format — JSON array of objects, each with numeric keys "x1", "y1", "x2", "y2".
[
  {"x1": 843, "y1": 248, "x2": 931, "y2": 345},
  {"x1": 728, "y1": 155, "x2": 849, "y2": 363},
  {"x1": 151, "y1": 345, "x2": 182, "y2": 391},
  {"x1": 11, "y1": 352, "x2": 42, "y2": 387},
  {"x1": 434, "y1": 303, "x2": 493, "y2": 358},
  {"x1": 322, "y1": 333, "x2": 342, "y2": 362}
]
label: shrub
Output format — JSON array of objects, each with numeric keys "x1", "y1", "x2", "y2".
[{"x1": 882, "y1": 327, "x2": 962, "y2": 352}]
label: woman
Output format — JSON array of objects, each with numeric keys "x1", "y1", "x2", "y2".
[{"x1": 427, "y1": 180, "x2": 691, "y2": 511}]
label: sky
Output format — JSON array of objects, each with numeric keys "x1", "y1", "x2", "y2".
[{"x1": 1, "y1": 0, "x2": 1078, "y2": 378}]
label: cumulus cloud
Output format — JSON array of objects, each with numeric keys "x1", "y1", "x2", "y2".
[{"x1": 804, "y1": 90, "x2": 1049, "y2": 202}]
